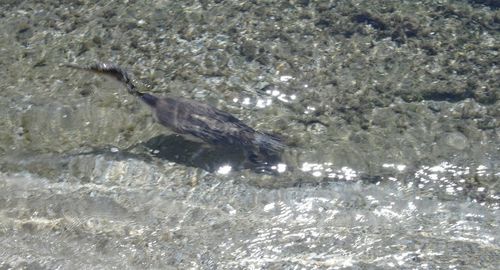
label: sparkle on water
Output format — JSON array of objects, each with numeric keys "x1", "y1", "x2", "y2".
[
  {"x1": 231, "y1": 74, "x2": 300, "y2": 109},
  {"x1": 300, "y1": 162, "x2": 359, "y2": 180},
  {"x1": 279, "y1": 75, "x2": 294, "y2": 82},
  {"x1": 0, "y1": 85, "x2": 496, "y2": 269},
  {"x1": 222, "y1": 160, "x2": 497, "y2": 269},
  {"x1": 271, "y1": 163, "x2": 287, "y2": 173},
  {"x1": 216, "y1": 164, "x2": 232, "y2": 175},
  {"x1": 0, "y1": 1, "x2": 498, "y2": 269},
  {"x1": 382, "y1": 163, "x2": 407, "y2": 171}
]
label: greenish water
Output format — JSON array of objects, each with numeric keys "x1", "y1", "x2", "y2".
[{"x1": 0, "y1": 0, "x2": 498, "y2": 269}]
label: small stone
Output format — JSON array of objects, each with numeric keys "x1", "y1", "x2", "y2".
[
  {"x1": 306, "y1": 122, "x2": 327, "y2": 135},
  {"x1": 444, "y1": 132, "x2": 468, "y2": 150}
]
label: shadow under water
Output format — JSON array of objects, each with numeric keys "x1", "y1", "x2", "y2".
[{"x1": 137, "y1": 134, "x2": 283, "y2": 174}]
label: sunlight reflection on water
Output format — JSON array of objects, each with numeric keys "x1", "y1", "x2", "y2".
[
  {"x1": 216, "y1": 164, "x2": 232, "y2": 175},
  {"x1": 222, "y1": 160, "x2": 498, "y2": 269},
  {"x1": 300, "y1": 162, "x2": 359, "y2": 180},
  {"x1": 0, "y1": 156, "x2": 497, "y2": 269}
]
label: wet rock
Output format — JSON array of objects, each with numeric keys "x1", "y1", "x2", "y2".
[{"x1": 442, "y1": 132, "x2": 469, "y2": 151}]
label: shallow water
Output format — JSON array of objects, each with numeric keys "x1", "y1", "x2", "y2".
[{"x1": 0, "y1": 0, "x2": 499, "y2": 269}]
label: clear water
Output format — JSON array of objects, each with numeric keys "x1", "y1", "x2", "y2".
[{"x1": 0, "y1": 0, "x2": 498, "y2": 269}]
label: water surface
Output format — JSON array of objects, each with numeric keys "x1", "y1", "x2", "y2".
[{"x1": 0, "y1": 0, "x2": 498, "y2": 269}]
